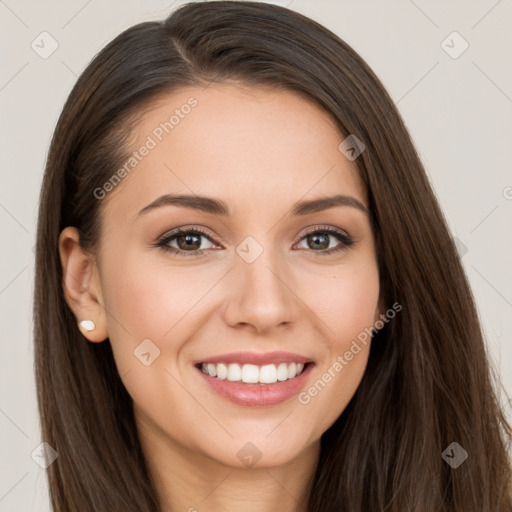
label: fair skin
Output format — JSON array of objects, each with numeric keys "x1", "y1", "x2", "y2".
[{"x1": 59, "y1": 83, "x2": 384, "y2": 511}]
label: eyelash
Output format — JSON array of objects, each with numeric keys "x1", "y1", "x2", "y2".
[{"x1": 154, "y1": 225, "x2": 355, "y2": 258}]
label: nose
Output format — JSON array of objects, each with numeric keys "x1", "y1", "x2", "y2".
[{"x1": 221, "y1": 242, "x2": 301, "y2": 334}]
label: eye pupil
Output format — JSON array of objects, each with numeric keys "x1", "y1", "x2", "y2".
[
  {"x1": 308, "y1": 232, "x2": 329, "y2": 250},
  {"x1": 178, "y1": 233, "x2": 201, "y2": 250}
]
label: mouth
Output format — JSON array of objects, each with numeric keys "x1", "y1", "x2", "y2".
[
  {"x1": 194, "y1": 359, "x2": 315, "y2": 407},
  {"x1": 195, "y1": 361, "x2": 312, "y2": 385}
]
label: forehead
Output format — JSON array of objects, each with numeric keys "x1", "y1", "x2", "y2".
[{"x1": 101, "y1": 83, "x2": 366, "y2": 223}]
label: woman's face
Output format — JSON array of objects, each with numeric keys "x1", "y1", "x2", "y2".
[{"x1": 69, "y1": 83, "x2": 383, "y2": 469}]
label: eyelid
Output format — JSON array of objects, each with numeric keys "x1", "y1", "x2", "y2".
[
  {"x1": 158, "y1": 225, "x2": 220, "y2": 243},
  {"x1": 155, "y1": 223, "x2": 355, "y2": 256},
  {"x1": 297, "y1": 224, "x2": 351, "y2": 240},
  {"x1": 292, "y1": 224, "x2": 355, "y2": 253},
  {"x1": 158, "y1": 224, "x2": 351, "y2": 242},
  {"x1": 153, "y1": 225, "x2": 222, "y2": 257}
]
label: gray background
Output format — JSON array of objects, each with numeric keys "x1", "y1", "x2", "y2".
[{"x1": 1, "y1": 0, "x2": 511, "y2": 509}]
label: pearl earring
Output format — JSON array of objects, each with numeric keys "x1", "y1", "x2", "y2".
[{"x1": 78, "y1": 319, "x2": 96, "y2": 332}]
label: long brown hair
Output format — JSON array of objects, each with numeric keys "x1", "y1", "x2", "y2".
[{"x1": 34, "y1": 1, "x2": 512, "y2": 510}]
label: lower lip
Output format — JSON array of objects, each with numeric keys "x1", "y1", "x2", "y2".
[{"x1": 196, "y1": 363, "x2": 314, "y2": 407}]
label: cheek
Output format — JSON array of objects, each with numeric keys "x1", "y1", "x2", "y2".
[
  {"x1": 101, "y1": 252, "x2": 212, "y2": 340},
  {"x1": 293, "y1": 260, "x2": 379, "y2": 431},
  {"x1": 99, "y1": 257, "x2": 209, "y2": 431},
  {"x1": 100, "y1": 251, "x2": 228, "y2": 379},
  {"x1": 299, "y1": 343, "x2": 371, "y2": 439},
  {"x1": 302, "y1": 260, "x2": 380, "y2": 348}
]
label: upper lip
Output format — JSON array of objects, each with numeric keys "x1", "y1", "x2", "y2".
[{"x1": 194, "y1": 351, "x2": 314, "y2": 366}]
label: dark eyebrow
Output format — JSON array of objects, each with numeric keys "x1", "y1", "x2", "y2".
[
  {"x1": 136, "y1": 193, "x2": 369, "y2": 218},
  {"x1": 291, "y1": 194, "x2": 368, "y2": 216}
]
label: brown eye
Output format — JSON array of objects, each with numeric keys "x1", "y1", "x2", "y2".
[
  {"x1": 305, "y1": 232, "x2": 330, "y2": 250},
  {"x1": 295, "y1": 227, "x2": 354, "y2": 254},
  {"x1": 175, "y1": 232, "x2": 203, "y2": 251},
  {"x1": 156, "y1": 228, "x2": 217, "y2": 256}
]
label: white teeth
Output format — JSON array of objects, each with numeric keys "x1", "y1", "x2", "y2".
[
  {"x1": 200, "y1": 361, "x2": 307, "y2": 384},
  {"x1": 259, "y1": 364, "x2": 277, "y2": 384},
  {"x1": 227, "y1": 363, "x2": 242, "y2": 382},
  {"x1": 276, "y1": 362, "x2": 289, "y2": 381},
  {"x1": 216, "y1": 363, "x2": 228, "y2": 380},
  {"x1": 241, "y1": 364, "x2": 259, "y2": 383}
]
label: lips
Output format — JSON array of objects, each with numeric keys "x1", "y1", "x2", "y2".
[
  {"x1": 196, "y1": 362, "x2": 314, "y2": 407},
  {"x1": 193, "y1": 351, "x2": 315, "y2": 407},
  {"x1": 194, "y1": 350, "x2": 313, "y2": 366}
]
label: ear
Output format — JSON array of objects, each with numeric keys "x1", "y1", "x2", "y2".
[{"x1": 58, "y1": 226, "x2": 109, "y2": 343}]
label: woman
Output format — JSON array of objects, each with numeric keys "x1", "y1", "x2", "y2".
[{"x1": 33, "y1": 1, "x2": 512, "y2": 510}]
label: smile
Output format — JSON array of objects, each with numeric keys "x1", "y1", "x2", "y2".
[
  {"x1": 199, "y1": 361, "x2": 307, "y2": 385},
  {"x1": 195, "y1": 361, "x2": 314, "y2": 407}
]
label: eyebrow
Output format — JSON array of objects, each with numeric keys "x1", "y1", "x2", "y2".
[{"x1": 136, "y1": 193, "x2": 369, "y2": 218}]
